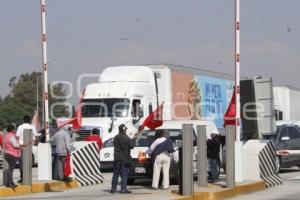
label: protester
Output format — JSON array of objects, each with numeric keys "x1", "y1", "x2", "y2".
[
  {"x1": 207, "y1": 133, "x2": 220, "y2": 183},
  {"x1": 110, "y1": 124, "x2": 142, "y2": 194},
  {"x1": 16, "y1": 115, "x2": 38, "y2": 183},
  {"x1": 146, "y1": 129, "x2": 174, "y2": 190},
  {"x1": 85, "y1": 128, "x2": 103, "y2": 150},
  {"x1": 3, "y1": 125, "x2": 26, "y2": 188},
  {"x1": 50, "y1": 127, "x2": 71, "y2": 181},
  {"x1": 38, "y1": 129, "x2": 46, "y2": 143},
  {"x1": 67, "y1": 126, "x2": 79, "y2": 143}
]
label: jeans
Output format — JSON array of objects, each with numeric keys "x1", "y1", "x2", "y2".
[
  {"x1": 52, "y1": 154, "x2": 59, "y2": 180},
  {"x1": 208, "y1": 158, "x2": 219, "y2": 180},
  {"x1": 57, "y1": 156, "x2": 66, "y2": 181},
  {"x1": 111, "y1": 161, "x2": 130, "y2": 192},
  {"x1": 4, "y1": 153, "x2": 18, "y2": 186},
  {"x1": 18, "y1": 151, "x2": 23, "y2": 181}
]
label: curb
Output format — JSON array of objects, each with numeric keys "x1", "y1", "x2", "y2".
[
  {"x1": 0, "y1": 180, "x2": 79, "y2": 198},
  {"x1": 174, "y1": 181, "x2": 266, "y2": 200}
]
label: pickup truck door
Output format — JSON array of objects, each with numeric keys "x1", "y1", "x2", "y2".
[
  {"x1": 277, "y1": 127, "x2": 295, "y2": 166},
  {"x1": 287, "y1": 127, "x2": 300, "y2": 165}
]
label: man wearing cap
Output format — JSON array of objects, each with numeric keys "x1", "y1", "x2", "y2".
[{"x1": 110, "y1": 124, "x2": 142, "y2": 194}]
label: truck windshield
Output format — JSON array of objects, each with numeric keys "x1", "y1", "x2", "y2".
[{"x1": 82, "y1": 98, "x2": 130, "y2": 118}]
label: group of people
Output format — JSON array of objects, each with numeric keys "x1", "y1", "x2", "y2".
[
  {"x1": 110, "y1": 124, "x2": 175, "y2": 194},
  {"x1": 1, "y1": 114, "x2": 104, "y2": 188},
  {"x1": 110, "y1": 124, "x2": 221, "y2": 194},
  {"x1": 50, "y1": 126, "x2": 103, "y2": 181},
  {"x1": 2, "y1": 115, "x2": 38, "y2": 188},
  {"x1": 2, "y1": 116, "x2": 221, "y2": 191}
]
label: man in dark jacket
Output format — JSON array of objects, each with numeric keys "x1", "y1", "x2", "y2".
[
  {"x1": 110, "y1": 124, "x2": 142, "y2": 194},
  {"x1": 207, "y1": 133, "x2": 220, "y2": 182}
]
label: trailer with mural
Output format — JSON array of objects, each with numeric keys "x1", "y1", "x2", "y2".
[
  {"x1": 79, "y1": 64, "x2": 234, "y2": 142},
  {"x1": 78, "y1": 64, "x2": 234, "y2": 168}
]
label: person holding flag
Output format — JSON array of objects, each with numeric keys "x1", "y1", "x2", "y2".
[{"x1": 110, "y1": 124, "x2": 144, "y2": 194}]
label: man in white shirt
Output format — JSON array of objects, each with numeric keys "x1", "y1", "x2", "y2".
[{"x1": 16, "y1": 115, "x2": 38, "y2": 183}]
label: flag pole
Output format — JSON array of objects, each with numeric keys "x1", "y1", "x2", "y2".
[
  {"x1": 234, "y1": 0, "x2": 243, "y2": 182},
  {"x1": 41, "y1": 0, "x2": 49, "y2": 142}
]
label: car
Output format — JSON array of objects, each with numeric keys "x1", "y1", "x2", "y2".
[
  {"x1": 273, "y1": 122, "x2": 300, "y2": 172},
  {"x1": 127, "y1": 120, "x2": 220, "y2": 185}
]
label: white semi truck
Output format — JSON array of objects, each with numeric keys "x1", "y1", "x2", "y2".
[
  {"x1": 78, "y1": 64, "x2": 234, "y2": 168},
  {"x1": 273, "y1": 86, "x2": 300, "y2": 121},
  {"x1": 79, "y1": 64, "x2": 234, "y2": 142}
]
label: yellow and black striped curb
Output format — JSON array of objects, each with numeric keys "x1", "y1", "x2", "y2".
[{"x1": 0, "y1": 180, "x2": 79, "y2": 198}]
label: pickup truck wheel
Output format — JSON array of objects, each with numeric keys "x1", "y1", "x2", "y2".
[
  {"x1": 275, "y1": 156, "x2": 281, "y2": 173},
  {"x1": 127, "y1": 178, "x2": 135, "y2": 185}
]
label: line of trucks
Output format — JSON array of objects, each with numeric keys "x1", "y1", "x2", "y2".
[
  {"x1": 73, "y1": 64, "x2": 300, "y2": 167},
  {"x1": 1, "y1": 64, "x2": 299, "y2": 170}
]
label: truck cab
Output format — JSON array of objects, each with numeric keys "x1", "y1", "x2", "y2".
[{"x1": 77, "y1": 66, "x2": 173, "y2": 167}]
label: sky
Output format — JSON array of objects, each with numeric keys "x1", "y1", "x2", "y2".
[{"x1": 0, "y1": 0, "x2": 299, "y2": 103}]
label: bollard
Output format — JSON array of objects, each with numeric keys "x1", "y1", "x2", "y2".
[
  {"x1": 197, "y1": 125, "x2": 207, "y2": 187},
  {"x1": 182, "y1": 124, "x2": 194, "y2": 196},
  {"x1": 226, "y1": 125, "x2": 235, "y2": 188},
  {"x1": 22, "y1": 129, "x2": 33, "y2": 185},
  {"x1": 178, "y1": 147, "x2": 183, "y2": 195},
  {"x1": 2, "y1": 129, "x2": 8, "y2": 186}
]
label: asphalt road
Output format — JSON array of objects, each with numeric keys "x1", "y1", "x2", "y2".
[
  {"x1": 0, "y1": 167, "x2": 177, "y2": 200},
  {"x1": 2, "y1": 167, "x2": 300, "y2": 200},
  {"x1": 229, "y1": 167, "x2": 300, "y2": 200}
]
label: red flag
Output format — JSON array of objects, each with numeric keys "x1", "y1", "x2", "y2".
[
  {"x1": 224, "y1": 88, "x2": 237, "y2": 126},
  {"x1": 31, "y1": 110, "x2": 41, "y2": 132},
  {"x1": 72, "y1": 102, "x2": 82, "y2": 129},
  {"x1": 58, "y1": 89, "x2": 85, "y2": 129},
  {"x1": 64, "y1": 153, "x2": 71, "y2": 177},
  {"x1": 142, "y1": 102, "x2": 164, "y2": 130}
]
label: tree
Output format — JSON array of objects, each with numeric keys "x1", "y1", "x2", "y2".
[
  {"x1": 0, "y1": 71, "x2": 69, "y2": 128},
  {"x1": 0, "y1": 96, "x2": 3, "y2": 106}
]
